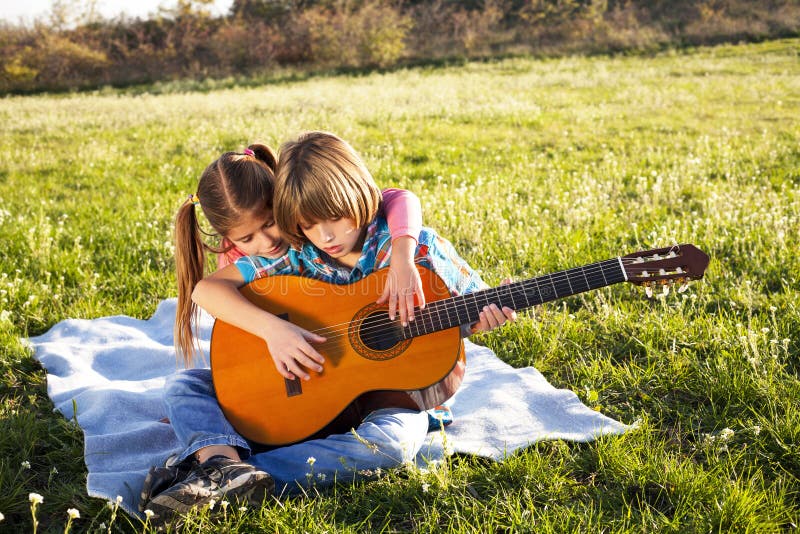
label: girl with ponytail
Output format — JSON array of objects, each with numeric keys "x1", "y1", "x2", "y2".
[{"x1": 146, "y1": 140, "x2": 426, "y2": 526}]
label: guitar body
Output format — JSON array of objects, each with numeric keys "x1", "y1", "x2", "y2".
[{"x1": 211, "y1": 266, "x2": 465, "y2": 446}]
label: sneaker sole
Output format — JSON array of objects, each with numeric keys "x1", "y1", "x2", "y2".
[{"x1": 145, "y1": 472, "x2": 274, "y2": 525}]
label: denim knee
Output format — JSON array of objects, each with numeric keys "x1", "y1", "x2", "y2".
[
  {"x1": 357, "y1": 408, "x2": 428, "y2": 464},
  {"x1": 163, "y1": 368, "x2": 212, "y2": 404}
]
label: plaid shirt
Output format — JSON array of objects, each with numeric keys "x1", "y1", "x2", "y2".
[
  {"x1": 234, "y1": 249, "x2": 304, "y2": 283},
  {"x1": 297, "y1": 216, "x2": 484, "y2": 296}
]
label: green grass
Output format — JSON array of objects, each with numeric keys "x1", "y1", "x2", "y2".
[{"x1": 1, "y1": 38, "x2": 799, "y2": 532}]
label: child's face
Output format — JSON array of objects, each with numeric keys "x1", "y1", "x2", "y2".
[
  {"x1": 227, "y1": 209, "x2": 288, "y2": 259},
  {"x1": 300, "y1": 217, "x2": 365, "y2": 262}
]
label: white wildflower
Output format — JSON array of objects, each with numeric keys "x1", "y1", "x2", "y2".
[
  {"x1": 317, "y1": 473, "x2": 327, "y2": 481},
  {"x1": 239, "y1": 506, "x2": 248, "y2": 512},
  {"x1": 67, "y1": 508, "x2": 80, "y2": 519},
  {"x1": 29, "y1": 493, "x2": 44, "y2": 505},
  {"x1": 115, "y1": 495, "x2": 123, "y2": 504},
  {"x1": 306, "y1": 456, "x2": 316, "y2": 466},
  {"x1": 422, "y1": 483, "x2": 430, "y2": 493},
  {"x1": 144, "y1": 509, "x2": 155, "y2": 519},
  {"x1": 21, "y1": 460, "x2": 31, "y2": 469},
  {"x1": 220, "y1": 500, "x2": 229, "y2": 511},
  {"x1": 718, "y1": 428, "x2": 734, "y2": 442},
  {"x1": 752, "y1": 425, "x2": 761, "y2": 436},
  {"x1": 0, "y1": 512, "x2": 4, "y2": 521},
  {"x1": 207, "y1": 498, "x2": 216, "y2": 510}
]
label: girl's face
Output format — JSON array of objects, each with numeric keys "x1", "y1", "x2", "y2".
[
  {"x1": 227, "y1": 209, "x2": 288, "y2": 259},
  {"x1": 300, "y1": 217, "x2": 365, "y2": 267}
]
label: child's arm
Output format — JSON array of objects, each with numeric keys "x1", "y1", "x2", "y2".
[
  {"x1": 422, "y1": 230, "x2": 516, "y2": 335},
  {"x1": 193, "y1": 265, "x2": 326, "y2": 381},
  {"x1": 378, "y1": 188, "x2": 425, "y2": 326}
]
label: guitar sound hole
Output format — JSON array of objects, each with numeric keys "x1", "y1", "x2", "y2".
[{"x1": 359, "y1": 312, "x2": 403, "y2": 352}]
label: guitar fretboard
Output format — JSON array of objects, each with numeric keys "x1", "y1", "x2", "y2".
[{"x1": 402, "y1": 258, "x2": 626, "y2": 338}]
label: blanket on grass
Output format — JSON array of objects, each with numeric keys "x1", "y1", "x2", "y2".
[{"x1": 27, "y1": 299, "x2": 630, "y2": 518}]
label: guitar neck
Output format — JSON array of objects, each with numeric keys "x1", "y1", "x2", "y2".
[{"x1": 403, "y1": 257, "x2": 626, "y2": 338}]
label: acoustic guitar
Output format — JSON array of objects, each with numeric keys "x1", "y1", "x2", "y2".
[{"x1": 211, "y1": 243, "x2": 709, "y2": 446}]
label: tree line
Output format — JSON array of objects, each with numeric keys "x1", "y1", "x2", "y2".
[{"x1": 1, "y1": 0, "x2": 798, "y2": 94}]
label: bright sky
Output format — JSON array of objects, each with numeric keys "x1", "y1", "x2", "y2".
[{"x1": 0, "y1": 0, "x2": 234, "y2": 25}]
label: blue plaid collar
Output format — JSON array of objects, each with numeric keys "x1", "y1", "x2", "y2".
[{"x1": 297, "y1": 217, "x2": 385, "y2": 284}]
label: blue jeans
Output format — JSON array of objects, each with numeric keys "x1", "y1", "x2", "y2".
[{"x1": 163, "y1": 369, "x2": 429, "y2": 495}]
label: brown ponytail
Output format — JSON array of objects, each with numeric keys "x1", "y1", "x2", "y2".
[{"x1": 173, "y1": 143, "x2": 278, "y2": 366}]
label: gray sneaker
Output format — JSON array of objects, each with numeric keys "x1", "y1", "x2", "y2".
[{"x1": 142, "y1": 455, "x2": 274, "y2": 525}]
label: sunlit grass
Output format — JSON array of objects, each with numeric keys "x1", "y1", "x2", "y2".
[{"x1": 0, "y1": 38, "x2": 798, "y2": 532}]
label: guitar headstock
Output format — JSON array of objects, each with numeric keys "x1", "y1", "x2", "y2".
[{"x1": 621, "y1": 244, "x2": 710, "y2": 297}]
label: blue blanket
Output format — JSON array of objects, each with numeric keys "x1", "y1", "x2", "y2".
[{"x1": 28, "y1": 299, "x2": 630, "y2": 517}]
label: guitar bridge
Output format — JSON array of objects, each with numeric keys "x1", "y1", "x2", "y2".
[{"x1": 285, "y1": 377, "x2": 302, "y2": 397}]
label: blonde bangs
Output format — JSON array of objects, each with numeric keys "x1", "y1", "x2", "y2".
[{"x1": 275, "y1": 132, "x2": 381, "y2": 248}]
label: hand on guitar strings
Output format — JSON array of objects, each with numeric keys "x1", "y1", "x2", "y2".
[
  {"x1": 377, "y1": 258, "x2": 427, "y2": 326},
  {"x1": 265, "y1": 320, "x2": 327, "y2": 381},
  {"x1": 470, "y1": 278, "x2": 518, "y2": 334}
]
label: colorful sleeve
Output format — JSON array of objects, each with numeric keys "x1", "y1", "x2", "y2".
[
  {"x1": 217, "y1": 238, "x2": 246, "y2": 270},
  {"x1": 418, "y1": 229, "x2": 484, "y2": 296},
  {"x1": 381, "y1": 188, "x2": 422, "y2": 243},
  {"x1": 233, "y1": 253, "x2": 300, "y2": 284}
]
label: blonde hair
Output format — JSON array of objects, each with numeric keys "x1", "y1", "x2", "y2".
[
  {"x1": 174, "y1": 144, "x2": 277, "y2": 366},
  {"x1": 274, "y1": 131, "x2": 381, "y2": 248}
]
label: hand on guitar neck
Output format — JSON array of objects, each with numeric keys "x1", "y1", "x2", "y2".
[{"x1": 211, "y1": 243, "x2": 709, "y2": 446}]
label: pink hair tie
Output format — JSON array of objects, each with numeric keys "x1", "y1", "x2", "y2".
[{"x1": 243, "y1": 148, "x2": 255, "y2": 157}]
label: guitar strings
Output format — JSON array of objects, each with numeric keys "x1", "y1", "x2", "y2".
[
  {"x1": 305, "y1": 258, "x2": 686, "y2": 342},
  {"x1": 295, "y1": 258, "x2": 689, "y2": 349}
]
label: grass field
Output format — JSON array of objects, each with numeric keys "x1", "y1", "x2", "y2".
[{"x1": 1, "y1": 38, "x2": 799, "y2": 532}]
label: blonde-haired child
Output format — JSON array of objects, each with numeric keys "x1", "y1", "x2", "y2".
[{"x1": 144, "y1": 143, "x2": 427, "y2": 524}]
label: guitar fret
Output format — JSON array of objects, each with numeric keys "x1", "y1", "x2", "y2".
[
  {"x1": 548, "y1": 273, "x2": 559, "y2": 300},
  {"x1": 565, "y1": 269, "x2": 574, "y2": 294},
  {"x1": 433, "y1": 301, "x2": 445, "y2": 332},
  {"x1": 521, "y1": 280, "x2": 531, "y2": 307},
  {"x1": 581, "y1": 265, "x2": 591, "y2": 291},
  {"x1": 599, "y1": 260, "x2": 609, "y2": 286}
]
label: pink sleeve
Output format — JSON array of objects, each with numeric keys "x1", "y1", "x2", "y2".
[
  {"x1": 216, "y1": 238, "x2": 247, "y2": 270},
  {"x1": 381, "y1": 188, "x2": 422, "y2": 243}
]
